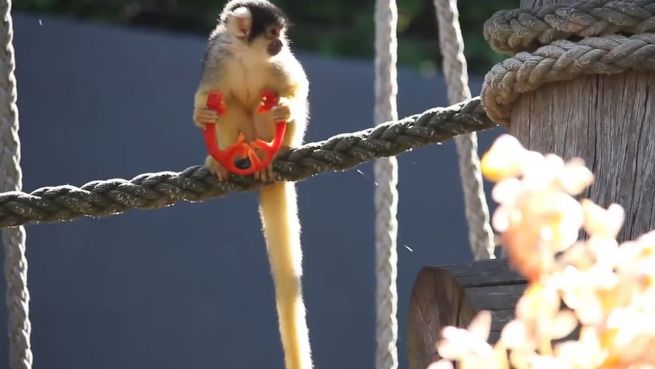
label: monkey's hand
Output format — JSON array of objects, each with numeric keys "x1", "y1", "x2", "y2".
[
  {"x1": 254, "y1": 98, "x2": 290, "y2": 182},
  {"x1": 193, "y1": 107, "x2": 220, "y2": 129},
  {"x1": 269, "y1": 98, "x2": 292, "y2": 123}
]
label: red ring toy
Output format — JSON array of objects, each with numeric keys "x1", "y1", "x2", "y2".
[{"x1": 202, "y1": 89, "x2": 286, "y2": 176}]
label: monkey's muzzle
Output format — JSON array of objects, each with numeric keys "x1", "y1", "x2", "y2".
[{"x1": 267, "y1": 39, "x2": 282, "y2": 56}]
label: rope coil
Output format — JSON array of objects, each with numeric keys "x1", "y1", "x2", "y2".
[
  {"x1": 484, "y1": 0, "x2": 655, "y2": 55},
  {"x1": 482, "y1": 33, "x2": 655, "y2": 125},
  {"x1": 481, "y1": 0, "x2": 655, "y2": 125}
]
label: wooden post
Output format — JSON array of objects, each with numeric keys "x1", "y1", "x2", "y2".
[{"x1": 511, "y1": 0, "x2": 655, "y2": 241}]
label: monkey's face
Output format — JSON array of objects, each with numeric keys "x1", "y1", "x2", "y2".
[
  {"x1": 223, "y1": 1, "x2": 289, "y2": 56},
  {"x1": 261, "y1": 23, "x2": 284, "y2": 56}
]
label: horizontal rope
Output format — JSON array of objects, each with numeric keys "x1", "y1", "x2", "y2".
[
  {"x1": 481, "y1": 33, "x2": 655, "y2": 125},
  {"x1": 484, "y1": 0, "x2": 655, "y2": 55},
  {"x1": 0, "y1": 97, "x2": 495, "y2": 228}
]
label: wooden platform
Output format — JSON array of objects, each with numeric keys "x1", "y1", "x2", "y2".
[{"x1": 407, "y1": 258, "x2": 526, "y2": 369}]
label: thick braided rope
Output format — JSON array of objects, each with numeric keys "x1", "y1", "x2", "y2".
[
  {"x1": 373, "y1": 0, "x2": 399, "y2": 368},
  {"x1": 481, "y1": 33, "x2": 655, "y2": 125},
  {"x1": 0, "y1": 99, "x2": 495, "y2": 229},
  {"x1": 433, "y1": 0, "x2": 495, "y2": 260},
  {"x1": 0, "y1": 1, "x2": 33, "y2": 368},
  {"x1": 484, "y1": 0, "x2": 655, "y2": 55}
]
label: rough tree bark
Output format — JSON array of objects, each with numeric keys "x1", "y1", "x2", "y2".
[{"x1": 511, "y1": 0, "x2": 655, "y2": 241}]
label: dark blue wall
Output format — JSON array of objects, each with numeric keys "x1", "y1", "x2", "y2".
[{"x1": 1, "y1": 12, "x2": 503, "y2": 369}]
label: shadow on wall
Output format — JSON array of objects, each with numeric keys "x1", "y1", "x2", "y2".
[{"x1": 0, "y1": 12, "x2": 504, "y2": 369}]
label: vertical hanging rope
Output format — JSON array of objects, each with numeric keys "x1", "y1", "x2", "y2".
[
  {"x1": 0, "y1": 1, "x2": 33, "y2": 369},
  {"x1": 433, "y1": 0, "x2": 495, "y2": 260},
  {"x1": 374, "y1": 0, "x2": 399, "y2": 368}
]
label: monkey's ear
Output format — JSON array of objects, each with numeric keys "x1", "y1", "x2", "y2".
[
  {"x1": 226, "y1": 6, "x2": 252, "y2": 38},
  {"x1": 229, "y1": 6, "x2": 251, "y2": 19}
]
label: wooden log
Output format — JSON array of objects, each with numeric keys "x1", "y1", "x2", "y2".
[
  {"x1": 432, "y1": 258, "x2": 524, "y2": 287},
  {"x1": 407, "y1": 259, "x2": 526, "y2": 369},
  {"x1": 408, "y1": 266, "x2": 477, "y2": 369},
  {"x1": 512, "y1": 0, "x2": 655, "y2": 242}
]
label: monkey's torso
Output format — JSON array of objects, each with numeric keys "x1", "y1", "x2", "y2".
[
  {"x1": 222, "y1": 45, "x2": 282, "y2": 107},
  {"x1": 200, "y1": 34, "x2": 306, "y2": 146}
]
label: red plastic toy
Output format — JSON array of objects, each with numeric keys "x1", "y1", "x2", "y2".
[{"x1": 202, "y1": 89, "x2": 286, "y2": 176}]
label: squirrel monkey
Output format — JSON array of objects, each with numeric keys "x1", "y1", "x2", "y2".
[{"x1": 192, "y1": 1, "x2": 311, "y2": 369}]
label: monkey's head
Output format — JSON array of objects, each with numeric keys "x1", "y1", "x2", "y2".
[{"x1": 220, "y1": 0, "x2": 290, "y2": 56}]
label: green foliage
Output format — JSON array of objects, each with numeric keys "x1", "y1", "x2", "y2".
[{"x1": 15, "y1": 0, "x2": 517, "y2": 73}]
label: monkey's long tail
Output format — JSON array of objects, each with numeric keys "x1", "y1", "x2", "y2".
[{"x1": 259, "y1": 182, "x2": 313, "y2": 369}]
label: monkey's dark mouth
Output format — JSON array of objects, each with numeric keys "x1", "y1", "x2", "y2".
[{"x1": 267, "y1": 39, "x2": 282, "y2": 56}]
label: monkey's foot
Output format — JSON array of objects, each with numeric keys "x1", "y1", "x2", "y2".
[
  {"x1": 254, "y1": 164, "x2": 274, "y2": 182},
  {"x1": 194, "y1": 107, "x2": 220, "y2": 128},
  {"x1": 270, "y1": 102, "x2": 291, "y2": 122},
  {"x1": 205, "y1": 156, "x2": 229, "y2": 181}
]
